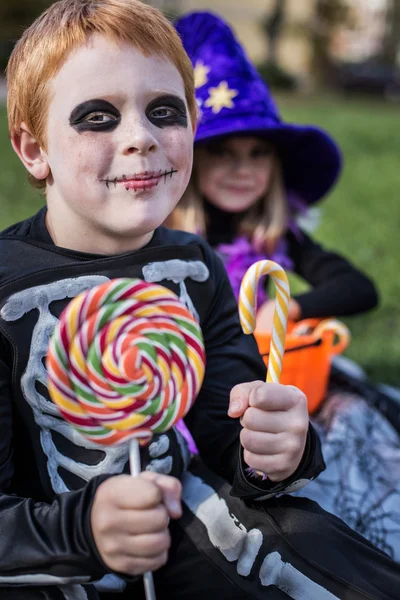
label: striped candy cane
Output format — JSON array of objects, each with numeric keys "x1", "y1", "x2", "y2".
[{"x1": 239, "y1": 260, "x2": 290, "y2": 382}]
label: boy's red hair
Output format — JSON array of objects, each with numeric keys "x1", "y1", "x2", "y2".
[{"x1": 7, "y1": 0, "x2": 195, "y2": 164}]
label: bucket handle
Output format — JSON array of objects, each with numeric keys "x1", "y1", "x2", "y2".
[
  {"x1": 291, "y1": 318, "x2": 350, "y2": 355},
  {"x1": 313, "y1": 319, "x2": 351, "y2": 355}
]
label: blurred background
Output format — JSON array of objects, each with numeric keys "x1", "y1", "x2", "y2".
[{"x1": 0, "y1": 0, "x2": 399, "y2": 385}]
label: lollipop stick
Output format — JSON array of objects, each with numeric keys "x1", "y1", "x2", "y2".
[
  {"x1": 143, "y1": 572, "x2": 157, "y2": 600},
  {"x1": 129, "y1": 439, "x2": 157, "y2": 600},
  {"x1": 129, "y1": 438, "x2": 142, "y2": 477}
]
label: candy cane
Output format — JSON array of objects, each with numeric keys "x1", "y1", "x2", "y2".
[{"x1": 239, "y1": 260, "x2": 290, "y2": 382}]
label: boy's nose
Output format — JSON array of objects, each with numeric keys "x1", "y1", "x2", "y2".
[{"x1": 121, "y1": 123, "x2": 158, "y2": 155}]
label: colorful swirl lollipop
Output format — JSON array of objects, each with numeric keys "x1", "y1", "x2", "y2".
[
  {"x1": 47, "y1": 278, "x2": 205, "y2": 445},
  {"x1": 46, "y1": 277, "x2": 206, "y2": 600}
]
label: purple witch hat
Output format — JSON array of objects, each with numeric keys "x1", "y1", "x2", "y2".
[{"x1": 175, "y1": 11, "x2": 342, "y2": 205}]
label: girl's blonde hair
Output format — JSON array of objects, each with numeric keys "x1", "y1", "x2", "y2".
[
  {"x1": 166, "y1": 153, "x2": 289, "y2": 255},
  {"x1": 6, "y1": 0, "x2": 196, "y2": 189}
]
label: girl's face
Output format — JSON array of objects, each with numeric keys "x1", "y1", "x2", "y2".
[
  {"x1": 195, "y1": 136, "x2": 274, "y2": 213},
  {"x1": 41, "y1": 35, "x2": 194, "y2": 253}
]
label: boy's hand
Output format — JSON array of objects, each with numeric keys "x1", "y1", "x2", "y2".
[
  {"x1": 91, "y1": 472, "x2": 182, "y2": 576},
  {"x1": 228, "y1": 381, "x2": 308, "y2": 482}
]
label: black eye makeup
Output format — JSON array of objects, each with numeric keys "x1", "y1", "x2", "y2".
[
  {"x1": 69, "y1": 99, "x2": 121, "y2": 133},
  {"x1": 146, "y1": 95, "x2": 188, "y2": 128}
]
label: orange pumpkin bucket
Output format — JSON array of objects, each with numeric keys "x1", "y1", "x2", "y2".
[{"x1": 254, "y1": 318, "x2": 350, "y2": 414}]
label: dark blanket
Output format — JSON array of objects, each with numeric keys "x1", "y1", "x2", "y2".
[{"x1": 294, "y1": 356, "x2": 400, "y2": 563}]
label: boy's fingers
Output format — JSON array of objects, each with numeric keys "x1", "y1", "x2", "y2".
[
  {"x1": 228, "y1": 381, "x2": 265, "y2": 418},
  {"x1": 248, "y1": 383, "x2": 306, "y2": 412},
  {"x1": 140, "y1": 471, "x2": 182, "y2": 519},
  {"x1": 99, "y1": 475, "x2": 163, "y2": 510},
  {"x1": 240, "y1": 407, "x2": 295, "y2": 433}
]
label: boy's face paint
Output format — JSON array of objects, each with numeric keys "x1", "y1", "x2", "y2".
[
  {"x1": 195, "y1": 137, "x2": 274, "y2": 213},
  {"x1": 43, "y1": 35, "x2": 193, "y2": 254}
]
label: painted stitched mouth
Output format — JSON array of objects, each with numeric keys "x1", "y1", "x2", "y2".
[{"x1": 100, "y1": 168, "x2": 178, "y2": 189}]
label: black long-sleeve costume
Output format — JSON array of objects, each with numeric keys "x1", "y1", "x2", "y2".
[
  {"x1": 205, "y1": 201, "x2": 379, "y2": 318},
  {"x1": 0, "y1": 208, "x2": 323, "y2": 595}
]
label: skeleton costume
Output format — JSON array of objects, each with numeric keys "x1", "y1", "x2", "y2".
[{"x1": 0, "y1": 208, "x2": 399, "y2": 600}]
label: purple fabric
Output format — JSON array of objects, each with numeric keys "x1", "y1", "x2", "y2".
[
  {"x1": 175, "y1": 11, "x2": 343, "y2": 206},
  {"x1": 175, "y1": 419, "x2": 198, "y2": 454},
  {"x1": 217, "y1": 236, "x2": 293, "y2": 306}
]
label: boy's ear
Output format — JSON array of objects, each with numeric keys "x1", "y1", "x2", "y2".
[{"x1": 11, "y1": 123, "x2": 50, "y2": 181}]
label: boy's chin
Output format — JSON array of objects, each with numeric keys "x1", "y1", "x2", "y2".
[
  {"x1": 123, "y1": 200, "x2": 177, "y2": 228},
  {"x1": 99, "y1": 193, "x2": 179, "y2": 235},
  {"x1": 134, "y1": 213, "x2": 168, "y2": 232},
  {"x1": 110, "y1": 216, "x2": 164, "y2": 238}
]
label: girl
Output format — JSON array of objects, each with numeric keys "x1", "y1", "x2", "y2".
[
  {"x1": 170, "y1": 10, "x2": 400, "y2": 564},
  {"x1": 168, "y1": 11, "x2": 378, "y2": 329}
]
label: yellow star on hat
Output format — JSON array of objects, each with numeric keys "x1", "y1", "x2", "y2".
[
  {"x1": 194, "y1": 60, "x2": 211, "y2": 89},
  {"x1": 204, "y1": 81, "x2": 238, "y2": 114}
]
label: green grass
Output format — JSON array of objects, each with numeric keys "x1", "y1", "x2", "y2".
[
  {"x1": 277, "y1": 94, "x2": 400, "y2": 386},
  {"x1": 0, "y1": 96, "x2": 399, "y2": 385},
  {"x1": 0, "y1": 109, "x2": 45, "y2": 225}
]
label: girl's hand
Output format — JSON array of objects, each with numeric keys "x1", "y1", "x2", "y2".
[
  {"x1": 256, "y1": 299, "x2": 301, "y2": 331},
  {"x1": 228, "y1": 381, "x2": 308, "y2": 482}
]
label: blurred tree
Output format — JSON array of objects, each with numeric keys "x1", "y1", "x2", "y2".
[
  {"x1": 258, "y1": 0, "x2": 297, "y2": 90},
  {"x1": 311, "y1": 0, "x2": 352, "y2": 86},
  {"x1": 379, "y1": 0, "x2": 400, "y2": 69},
  {"x1": 0, "y1": 0, "x2": 52, "y2": 71},
  {"x1": 262, "y1": 0, "x2": 286, "y2": 67}
]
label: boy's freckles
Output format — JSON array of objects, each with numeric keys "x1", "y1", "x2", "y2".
[{"x1": 43, "y1": 34, "x2": 193, "y2": 254}]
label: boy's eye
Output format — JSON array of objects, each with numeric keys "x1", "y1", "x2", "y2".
[
  {"x1": 83, "y1": 112, "x2": 116, "y2": 123},
  {"x1": 146, "y1": 95, "x2": 188, "y2": 128},
  {"x1": 149, "y1": 106, "x2": 179, "y2": 119},
  {"x1": 69, "y1": 99, "x2": 121, "y2": 133}
]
